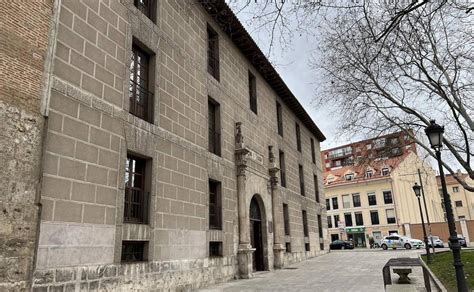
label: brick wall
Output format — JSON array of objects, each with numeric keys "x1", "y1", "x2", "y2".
[{"x1": 0, "y1": 1, "x2": 53, "y2": 290}]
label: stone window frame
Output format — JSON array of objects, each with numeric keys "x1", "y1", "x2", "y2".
[
  {"x1": 207, "y1": 24, "x2": 220, "y2": 81},
  {"x1": 298, "y1": 164, "x2": 305, "y2": 196},
  {"x1": 133, "y1": 0, "x2": 157, "y2": 23},
  {"x1": 208, "y1": 96, "x2": 221, "y2": 156},
  {"x1": 208, "y1": 179, "x2": 222, "y2": 230},
  {"x1": 310, "y1": 138, "x2": 316, "y2": 164},
  {"x1": 248, "y1": 70, "x2": 257, "y2": 114},
  {"x1": 276, "y1": 101, "x2": 283, "y2": 137},
  {"x1": 295, "y1": 122, "x2": 302, "y2": 152}
]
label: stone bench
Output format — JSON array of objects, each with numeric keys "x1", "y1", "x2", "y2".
[{"x1": 393, "y1": 268, "x2": 413, "y2": 284}]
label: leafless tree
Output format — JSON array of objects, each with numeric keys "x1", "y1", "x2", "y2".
[{"x1": 229, "y1": 1, "x2": 473, "y2": 191}]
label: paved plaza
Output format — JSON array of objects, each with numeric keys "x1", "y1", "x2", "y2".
[{"x1": 200, "y1": 249, "x2": 428, "y2": 292}]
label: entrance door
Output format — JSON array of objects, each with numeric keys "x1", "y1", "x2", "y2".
[{"x1": 250, "y1": 197, "x2": 264, "y2": 271}]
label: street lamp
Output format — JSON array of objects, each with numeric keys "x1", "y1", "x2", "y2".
[
  {"x1": 425, "y1": 120, "x2": 467, "y2": 292},
  {"x1": 412, "y1": 182, "x2": 432, "y2": 263}
]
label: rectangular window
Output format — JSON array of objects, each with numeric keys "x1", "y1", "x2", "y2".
[
  {"x1": 134, "y1": 0, "x2": 155, "y2": 22},
  {"x1": 326, "y1": 199, "x2": 331, "y2": 210},
  {"x1": 209, "y1": 180, "x2": 222, "y2": 230},
  {"x1": 124, "y1": 154, "x2": 149, "y2": 224},
  {"x1": 311, "y1": 138, "x2": 316, "y2": 163},
  {"x1": 299, "y1": 164, "x2": 305, "y2": 196},
  {"x1": 344, "y1": 213, "x2": 353, "y2": 227},
  {"x1": 327, "y1": 216, "x2": 332, "y2": 228},
  {"x1": 453, "y1": 186, "x2": 459, "y2": 193},
  {"x1": 276, "y1": 102, "x2": 283, "y2": 136},
  {"x1": 332, "y1": 197, "x2": 339, "y2": 210},
  {"x1": 283, "y1": 204, "x2": 290, "y2": 236},
  {"x1": 248, "y1": 71, "x2": 257, "y2": 114},
  {"x1": 121, "y1": 241, "x2": 147, "y2": 262},
  {"x1": 130, "y1": 44, "x2": 153, "y2": 122},
  {"x1": 285, "y1": 242, "x2": 291, "y2": 252},
  {"x1": 370, "y1": 210, "x2": 380, "y2": 225},
  {"x1": 296, "y1": 123, "x2": 302, "y2": 152},
  {"x1": 383, "y1": 191, "x2": 393, "y2": 204},
  {"x1": 208, "y1": 97, "x2": 221, "y2": 156},
  {"x1": 342, "y1": 195, "x2": 350, "y2": 208},
  {"x1": 368, "y1": 192, "x2": 377, "y2": 206},
  {"x1": 314, "y1": 174, "x2": 319, "y2": 203},
  {"x1": 334, "y1": 215, "x2": 339, "y2": 227},
  {"x1": 302, "y1": 210, "x2": 309, "y2": 237},
  {"x1": 207, "y1": 25, "x2": 219, "y2": 80},
  {"x1": 352, "y1": 193, "x2": 361, "y2": 207},
  {"x1": 318, "y1": 214, "x2": 323, "y2": 238},
  {"x1": 355, "y1": 212, "x2": 363, "y2": 226},
  {"x1": 279, "y1": 151, "x2": 286, "y2": 187},
  {"x1": 455, "y1": 200, "x2": 463, "y2": 207},
  {"x1": 386, "y1": 209, "x2": 396, "y2": 224},
  {"x1": 209, "y1": 241, "x2": 223, "y2": 257},
  {"x1": 305, "y1": 243, "x2": 310, "y2": 252}
]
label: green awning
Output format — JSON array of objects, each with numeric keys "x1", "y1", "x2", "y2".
[{"x1": 346, "y1": 227, "x2": 365, "y2": 233}]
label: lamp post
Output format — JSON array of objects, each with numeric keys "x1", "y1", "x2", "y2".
[
  {"x1": 425, "y1": 120, "x2": 467, "y2": 292},
  {"x1": 412, "y1": 182, "x2": 432, "y2": 263}
]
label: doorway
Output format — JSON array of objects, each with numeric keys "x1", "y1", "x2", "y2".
[{"x1": 250, "y1": 196, "x2": 264, "y2": 271}]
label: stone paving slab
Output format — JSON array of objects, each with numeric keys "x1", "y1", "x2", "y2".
[{"x1": 199, "y1": 250, "x2": 427, "y2": 292}]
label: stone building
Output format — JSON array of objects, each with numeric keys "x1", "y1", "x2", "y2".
[
  {"x1": 0, "y1": 0, "x2": 327, "y2": 290},
  {"x1": 322, "y1": 132, "x2": 444, "y2": 247}
]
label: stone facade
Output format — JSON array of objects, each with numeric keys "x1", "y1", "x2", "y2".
[{"x1": 1, "y1": 0, "x2": 328, "y2": 290}]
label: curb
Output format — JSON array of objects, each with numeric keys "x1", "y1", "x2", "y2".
[{"x1": 417, "y1": 253, "x2": 447, "y2": 292}]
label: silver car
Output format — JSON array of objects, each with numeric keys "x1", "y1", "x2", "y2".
[
  {"x1": 427, "y1": 236, "x2": 444, "y2": 248},
  {"x1": 380, "y1": 234, "x2": 424, "y2": 250}
]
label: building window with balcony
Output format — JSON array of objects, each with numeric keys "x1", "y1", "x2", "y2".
[
  {"x1": 302, "y1": 210, "x2": 309, "y2": 237},
  {"x1": 311, "y1": 138, "x2": 316, "y2": 163},
  {"x1": 332, "y1": 197, "x2": 339, "y2": 210},
  {"x1": 208, "y1": 97, "x2": 221, "y2": 156},
  {"x1": 314, "y1": 174, "x2": 320, "y2": 203},
  {"x1": 124, "y1": 154, "x2": 150, "y2": 224},
  {"x1": 342, "y1": 194, "x2": 350, "y2": 208},
  {"x1": 209, "y1": 180, "x2": 222, "y2": 230},
  {"x1": 355, "y1": 212, "x2": 363, "y2": 226},
  {"x1": 453, "y1": 186, "x2": 459, "y2": 193},
  {"x1": 134, "y1": 0, "x2": 156, "y2": 22},
  {"x1": 344, "y1": 213, "x2": 353, "y2": 227},
  {"x1": 283, "y1": 204, "x2": 290, "y2": 236},
  {"x1": 381, "y1": 167, "x2": 390, "y2": 176},
  {"x1": 299, "y1": 164, "x2": 305, "y2": 196},
  {"x1": 130, "y1": 44, "x2": 153, "y2": 123},
  {"x1": 368, "y1": 192, "x2": 377, "y2": 206},
  {"x1": 207, "y1": 25, "x2": 219, "y2": 80},
  {"x1": 370, "y1": 210, "x2": 380, "y2": 225},
  {"x1": 352, "y1": 193, "x2": 361, "y2": 207},
  {"x1": 279, "y1": 151, "x2": 286, "y2": 187},
  {"x1": 296, "y1": 123, "x2": 301, "y2": 152},
  {"x1": 455, "y1": 200, "x2": 463, "y2": 207},
  {"x1": 248, "y1": 71, "x2": 257, "y2": 114},
  {"x1": 334, "y1": 215, "x2": 339, "y2": 227},
  {"x1": 327, "y1": 216, "x2": 332, "y2": 228},
  {"x1": 383, "y1": 190, "x2": 393, "y2": 204},
  {"x1": 326, "y1": 198, "x2": 331, "y2": 210},
  {"x1": 276, "y1": 101, "x2": 283, "y2": 136},
  {"x1": 386, "y1": 209, "x2": 396, "y2": 224}
]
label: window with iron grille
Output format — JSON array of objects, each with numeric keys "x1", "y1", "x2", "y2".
[
  {"x1": 314, "y1": 174, "x2": 320, "y2": 202},
  {"x1": 249, "y1": 71, "x2": 257, "y2": 114},
  {"x1": 355, "y1": 212, "x2": 364, "y2": 226},
  {"x1": 299, "y1": 164, "x2": 305, "y2": 196},
  {"x1": 121, "y1": 241, "x2": 147, "y2": 262},
  {"x1": 283, "y1": 203, "x2": 290, "y2": 236},
  {"x1": 311, "y1": 138, "x2": 316, "y2": 163},
  {"x1": 130, "y1": 44, "x2": 153, "y2": 122},
  {"x1": 344, "y1": 213, "x2": 353, "y2": 227},
  {"x1": 209, "y1": 241, "x2": 222, "y2": 257},
  {"x1": 207, "y1": 25, "x2": 219, "y2": 80},
  {"x1": 317, "y1": 215, "x2": 323, "y2": 238},
  {"x1": 279, "y1": 151, "x2": 286, "y2": 187},
  {"x1": 383, "y1": 190, "x2": 393, "y2": 204},
  {"x1": 276, "y1": 102, "x2": 283, "y2": 136},
  {"x1": 370, "y1": 210, "x2": 380, "y2": 225},
  {"x1": 302, "y1": 210, "x2": 309, "y2": 237},
  {"x1": 368, "y1": 192, "x2": 377, "y2": 206},
  {"x1": 332, "y1": 197, "x2": 339, "y2": 210},
  {"x1": 124, "y1": 154, "x2": 149, "y2": 224},
  {"x1": 208, "y1": 97, "x2": 221, "y2": 156},
  {"x1": 295, "y1": 123, "x2": 301, "y2": 152},
  {"x1": 134, "y1": 0, "x2": 155, "y2": 22},
  {"x1": 209, "y1": 180, "x2": 222, "y2": 230}
]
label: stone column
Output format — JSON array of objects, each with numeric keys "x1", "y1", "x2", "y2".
[
  {"x1": 268, "y1": 146, "x2": 285, "y2": 269},
  {"x1": 235, "y1": 122, "x2": 254, "y2": 278}
]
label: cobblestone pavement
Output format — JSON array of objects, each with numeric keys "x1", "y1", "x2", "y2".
[{"x1": 199, "y1": 249, "x2": 427, "y2": 292}]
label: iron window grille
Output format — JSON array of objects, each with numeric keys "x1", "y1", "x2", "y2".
[
  {"x1": 124, "y1": 155, "x2": 149, "y2": 224},
  {"x1": 209, "y1": 180, "x2": 222, "y2": 230},
  {"x1": 208, "y1": 98, "x2": 221, "y2": 156},
  {"x1": 121, "y1": 241, "x2": 146, "y2": 262},
  {"x1": 134, "y1": 0, "x2": 155, "y2": 21},
  {"x1": 207, "y1": 25, "x2": 219, "y2": 80},
  {"x1": 129, "y1": 45, "x2": 153, "y2": 122}
]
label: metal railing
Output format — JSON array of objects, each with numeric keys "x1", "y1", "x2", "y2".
[{"x1": 129, "y1": 80, "x2": 153, "y2": 122}]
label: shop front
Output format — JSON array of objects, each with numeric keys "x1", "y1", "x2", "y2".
[{"x1": 346, "y1": 227, "x2": 367, "y2": 248}]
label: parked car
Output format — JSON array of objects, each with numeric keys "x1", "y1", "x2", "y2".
[
  {"x1": 380, "y1": 234, "x2": 424, "y2": 250},
  {"x1": 448, "y1": 235, "x2": 467, "y2": 248},
  {"x1": 330, "y1": 240, "x2": 354, "y2": 250},
  {"x1": 427, "y1": 236, "x2": 444, "y2": 248}
]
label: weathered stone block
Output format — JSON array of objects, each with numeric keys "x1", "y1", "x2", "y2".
[
  {"x1": 53, "y1": 201, "x2": 82, "y2": 223},
  {"x1": 86, "y1": 165, "x2": 108, "y2": 185},
  {"x1": 63, "y1": 117, "x2": 89, "y2": 142},
  {"x1": 42, "y1": 176, "x2": 71, "y2": 200},
  {"x1": 83, "y1": 204, "x2": 105, "y2": 224},
  {"x1": 59, "y1": 157, "x2": 86, "y2": 181}
]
